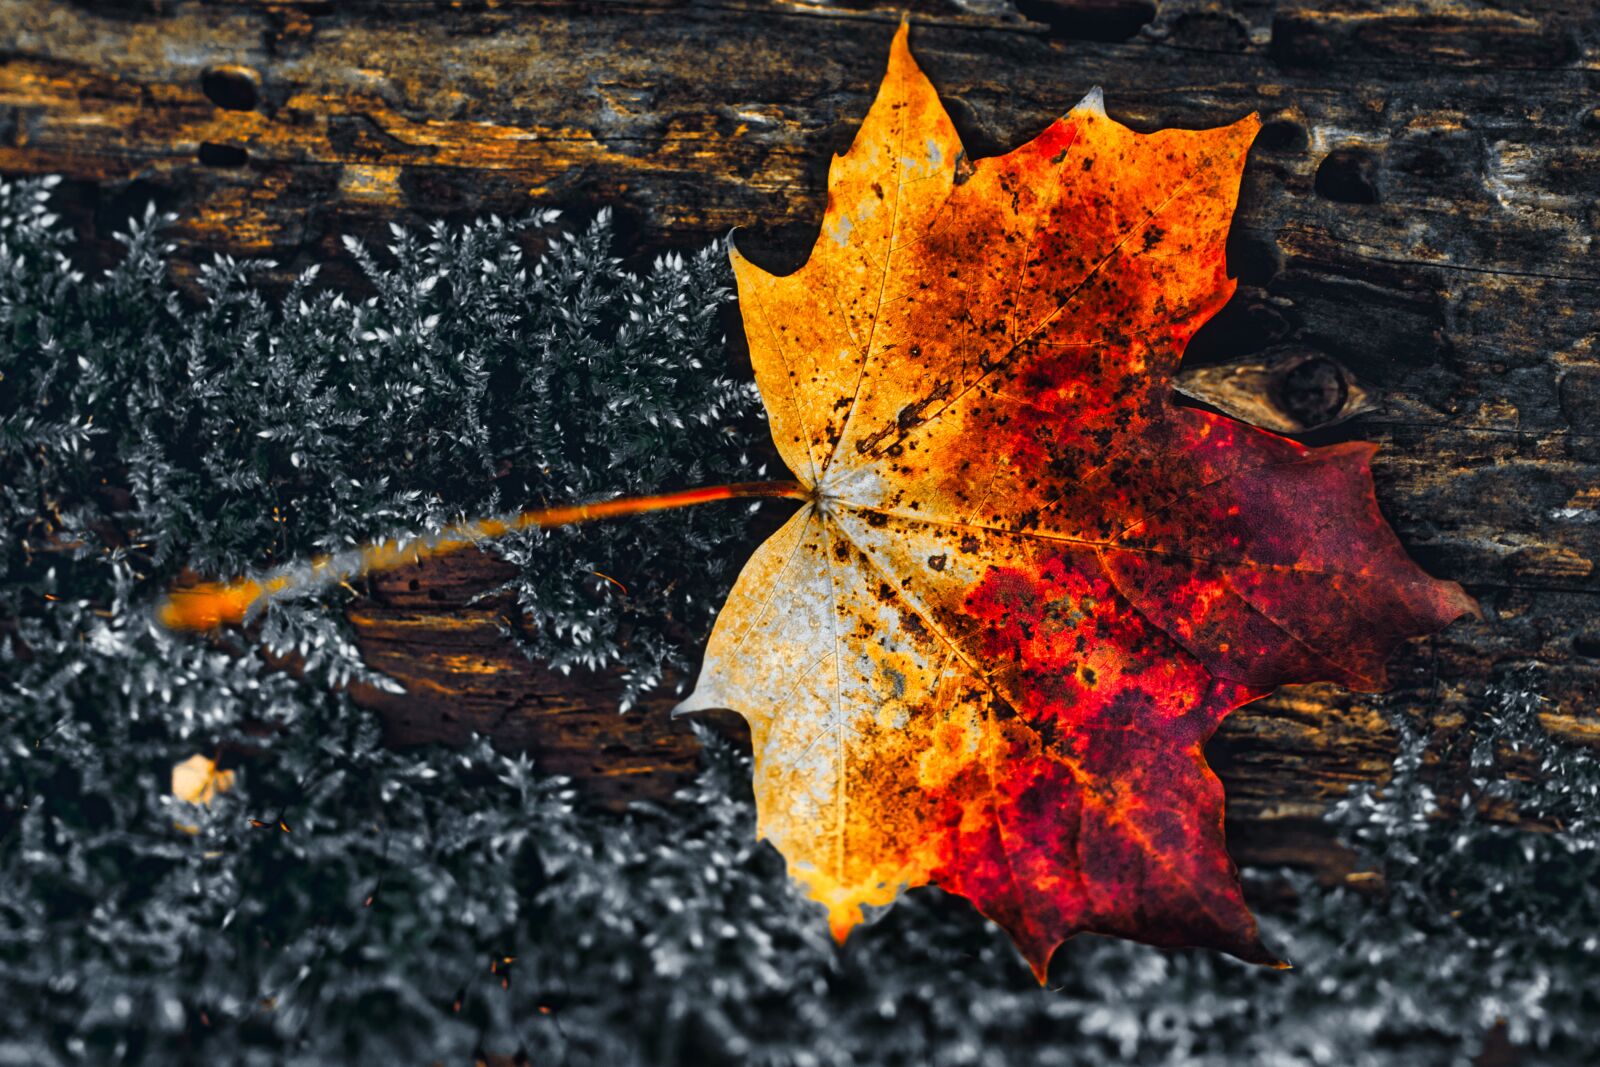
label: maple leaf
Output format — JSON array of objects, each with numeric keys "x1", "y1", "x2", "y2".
[{"x1": 677, "y1": 21, "x2": 1477, "y2": 979}]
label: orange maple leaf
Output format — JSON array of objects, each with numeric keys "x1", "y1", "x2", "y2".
[
  {"x1": 677, "y1": 22, "x2": 1476, "y2": 979},
  {"x1": 150, "y1": 17, "x2": 1476, "y2": 983}
]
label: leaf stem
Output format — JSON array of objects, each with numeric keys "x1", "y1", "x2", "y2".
[{"x1": 155, "y1": 480, "x2": 811, "y2": 632}]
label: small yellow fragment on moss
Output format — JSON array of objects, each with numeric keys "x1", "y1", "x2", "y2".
[{"x1": 171, "y1": 754, "x2": 235, "y2": 834}]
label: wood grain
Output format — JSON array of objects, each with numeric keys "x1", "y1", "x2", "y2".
[{"x1": 3, "y1": 0, "x2": 1596, "y2": 878}]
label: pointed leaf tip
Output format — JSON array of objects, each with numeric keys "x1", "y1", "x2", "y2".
[
  {"x1": 725, "y1": 225, "x2": 749, "y2": 268},
  {"x1": 888, "y1": 18, "x2": 914, "y2": 70},
  {"x1": 1027, "y1": 948, "x2": 1055, "y2": 986}
]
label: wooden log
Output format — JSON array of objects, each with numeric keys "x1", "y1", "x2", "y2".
[{"x1": 3, "y1": 0, "x2": 1596, "y2": 879}]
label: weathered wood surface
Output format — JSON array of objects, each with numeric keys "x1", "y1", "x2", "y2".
[{"x1": 3, "y1": 0, "x2": 1597, "y2": 878}]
